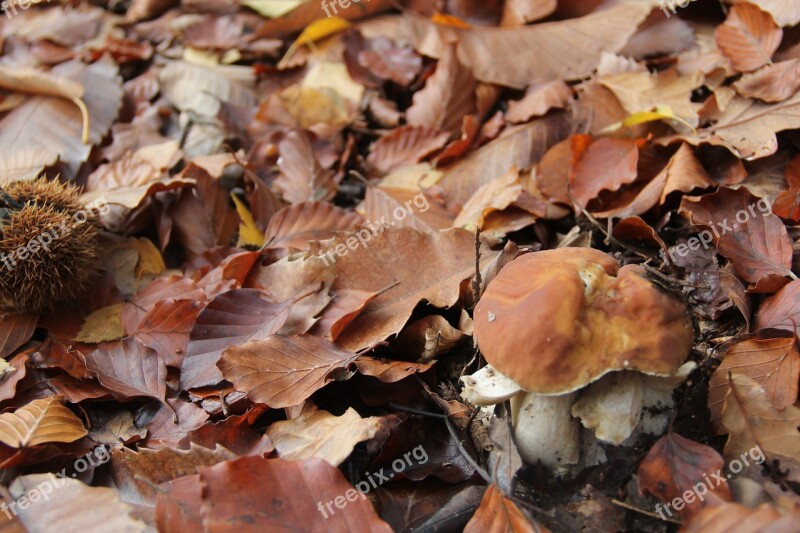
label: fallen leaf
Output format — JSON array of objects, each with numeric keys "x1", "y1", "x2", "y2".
[
  {"x1": 715, "y1": 3, "x2": 783, "y2": 72},
  {"x1": 367, "y1": 126, "x2": 450, "y2": 175},
  {"x1": 733, "y1": 59, "x2": 800, "y2": 102},
  {"x1": 83, "y1": 337, "x2": 167, "y2": 402},
  {"x1": 199, "y1": 456, "x2": 392, "y2": 531},
  {"x1": 0, "y1": 396, "x2": 87, "y2": 448},
  {"x1": 464, "y1": 484, "x2": 545, "y2": 533},
  {"x1": 708, "y1": 338, "x2": 799, "y2": 433},
  {"x1": 267, "y1": 407, "x2": 383, "y2": 465},
  {"x1": 638, "y1": 432, "x2": 732, "y2": 519},
  {"x1": 0, "y1": 311, "x2": 38, "y2": 359},
  {"x1": 506, "y1": 80, "x2": 572, "y2": 124},
  {"x1": 721, "y1": 374, "x2": 800, "y2": 482},
  {"x1": 218, "y1": 334, "x2": 359, "y2": 408}
]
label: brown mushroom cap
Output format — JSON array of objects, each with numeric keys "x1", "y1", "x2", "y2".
[{"x1": 473, "y1": 248, "x2": 693, "y2": 394}]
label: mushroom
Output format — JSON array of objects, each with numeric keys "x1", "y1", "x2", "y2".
[{"x1": 461, "y1": 248, "x2": 694, "y2": 470}]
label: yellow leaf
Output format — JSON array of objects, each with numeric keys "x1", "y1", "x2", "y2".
[
  {"x1": 431, "y1": 12, "x2": 471, "y2": 28},
  {"x1": 243, "y1": 0, "x2": 307, "y2": 18},
  {"x1": 279, "y1": 16, "x2": 351, "y2": 67},
  {"x1": 600, "y1": 105, "x2": 696, "y2": 134},
  {"x1": 75, "y1": 303, "x2": 125, "y2": 343},
  {"x1": 232, "y1": 194, "x2": 265, "y2": 248},
  {"x1": 129, "y1": 237, "x2": 166, "y2": 278},
  {"x1": 183, "y1": 47, "x2": 220, "y2": 67}
]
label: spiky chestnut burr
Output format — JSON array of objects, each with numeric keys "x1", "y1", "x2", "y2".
[{"x1": 0, "y1": 179, "x2": 102, "y2": 312}]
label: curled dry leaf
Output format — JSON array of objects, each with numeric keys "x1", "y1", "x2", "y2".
[
  {"x1": 406, "y1": 44, "x2": 477, "y2": 137},
  {"x1": 0, "y1": 396, "x2": 87, "y2": 448},
  {"x1": 721, "y1": 374, "x2": 800, "y2": 482},
  {"x1": 638, "y1": 432, "x2": 732, "y2": 519},
  {"x1": 217, "y1": 334, "x2": 359, "y2": 408},
  {"x1": 0, "y1": 57, "x2": 123, "y2": 181},
  {"x1": 267, "y1": 407, "x2": 383, "y2": 465},
  {"x1": 715, "y1": 3, "x2": 783, "y2": 73},
  {"x1": 569, "y1": 137, "x2": 640, "y2": 209},
  {"x1": 0, "y1": 311, "x2": 38, "y2": 359},
  {"x1": 730, "y1": 0, "x2": 800, "y2": 27},
  {"x1": 353, "y1": 356, "x2": 434, "y2": 383},
  {"x1": 453, "y1": 166, "x2": 522, "y2": 230},
  {"x1": 464, "y1": 484, "x2": 547, "y2": 533},
  {"x1": 198, "y1": 456, "x2": 392, "y2": 532},
  {"x1": 708, "y1": 337, "x2": 799, "y2": 433}
]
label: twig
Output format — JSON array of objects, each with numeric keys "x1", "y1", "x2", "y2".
[{"x1": 612, "y1": 499, "x2": 682, "y2": 525}]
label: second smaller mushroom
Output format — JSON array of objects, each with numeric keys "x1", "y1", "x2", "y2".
[{"x1": 461, "y1": 248, "x2": 694, "y2": 470}]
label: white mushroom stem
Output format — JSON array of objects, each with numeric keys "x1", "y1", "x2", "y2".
[
  {"x1": 571, "y1": 362, "x2": 698, "y2": 444},
  {"x1": 511, "y1": 391, "x2": 580, "y2": 470}
]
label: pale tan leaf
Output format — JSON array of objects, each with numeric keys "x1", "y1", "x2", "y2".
[
  {"x1": 402, "y1": 2, "x2": 654, "y2": 89},
  {"x1": 158, "y1": 61, "x2": 255, "y2": 116},
  {"x1": 454, "y1": 166, "x2": 522, "y2": 230},
  {"x1": 600, "y1": 68, "x2": 704, "y2": 128},
  {"x1": 708, "y1": 338, "x2": 800, "y2": 433},
  {"x1": 730, "y1": 0, "x2": 800, "y2": 27},
  {"x1": 367, "y1": 126, "x2": 450, "y2": 175},
  {"x1": 0, "y1": 396, "x2": 87, "y2": 448},
  {"x1": 266, "y1": 408, "x2": 383, "y2": 465},
  {"x1": 264, "y1": 202, "x2": 364, "y2": 251},
  {"x1": 500, "y1": 0, "x2": 556, "y2": 26},
  {"x1": 733, "y1": 59, "x2": 800, "y2": 103},
  {"x1": 11, "y1": 474, "x2": 146, "y2": 532},
  {"x1": 721, "y1": 374, "x2": 800, "y2": 482},
  {"x1": 662, "y1": 91, "x2": 800, "y2": 159}
]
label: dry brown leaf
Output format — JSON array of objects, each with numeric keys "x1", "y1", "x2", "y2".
[
  {"x1": 638, "y1": 432, "x2": 732, "y2": 519},
  {"x1": 715, "y1": 3, "x2": 783, "y2": 73},
  {"x1": 0, "y1": 396, "x2": 87, "y2": 448},
  {"x1": 159, "y1": 61, "x2": 255, "y2": 116},
  {"x1": 663, "y1": 91, "x2": 800, "y2": 159},
  {"x1": 464, "y1": 484, "x2": 546, "y2": 533},
  {"x1": 275, "y1": 130, "x2": 337, "y2": 204},
  {"x1": 0, "y1": 57, "x2": 122, "y2": 181},
  {"x1": 732, "y1": 59, "x2": 800, "y2": 102},
  {"x1": 570, "y1": 137, "x2": 640, "y2": 209},
  {"x1": 679, "y1": 187, "x2": 793, "y2": 291},
  {"x1": 402, "y1": 2, "x2": 653, "y2": 88},
  {"x1": 506, "y1": 81, "x2": 572, "y2": 124},
  {"x1": 453, "y1": 166, "x2": 522, "y2": 230},
  {"x1": 329, "y1": 228, "x2": 492, "y2": 351},
  {"x1": 83, "y1": 338, "x2": 167, "y2": 402},
  {"x1": 264, "y1": 202, "x2": 364, "y2": 251},
  {"x1": 708, "y1": 338, "x2": 800, "y2": 433},
  {"x1": 266, "y1": 407, "x2": 383, "y2": 465},
  {"x1": 367, "y1": 126, "x2": 450, "y2": 175},
  {"x1": 406, "y1": 44, "x2": 477, "y2": 137},
  {"x1": 218, "y1": 334, "x2": 359, "y2": 408},
  {"x1": 353, "y1": 357, "x2": 434, "y2": 382},
  {"x1": 440, "y1": 115, "x2": 571, "y2": 207},
  {"x1": 0, "y1": 311, "x2": 38, "y2": 359},
  {"x1": 199, "y1": 456, "x2": 392, "y2": 531},
  {"x1": 721, "y1": 374, "x2": 800, "y2": 482}
]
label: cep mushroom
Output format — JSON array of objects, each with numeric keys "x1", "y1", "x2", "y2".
[{"x1": 461, "y1": 248, "x2": 694, "y2": 470}]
